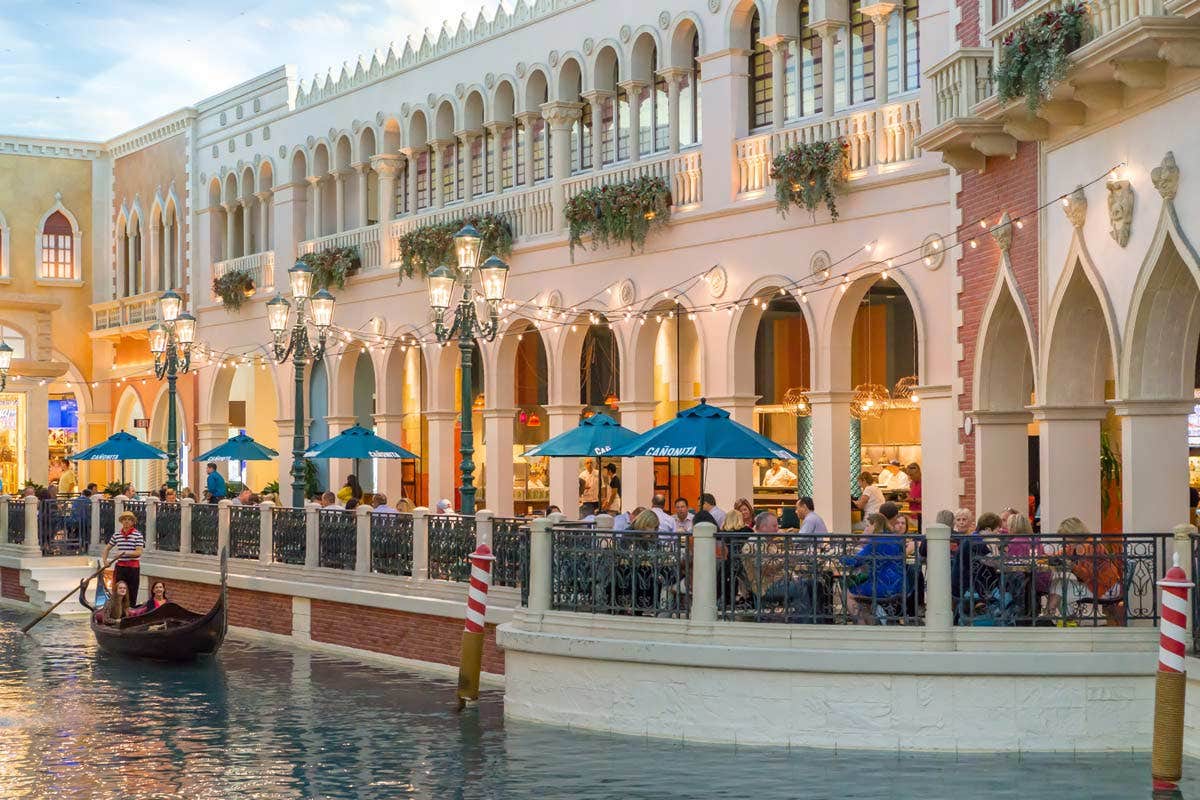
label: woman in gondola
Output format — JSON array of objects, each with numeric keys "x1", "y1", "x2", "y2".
[
  {"x1": 129, "y1": 580, "x2": 169, "y2": 617},
  {"x1": 78, "y1": 578, "x2": 132, "y2": 624}
]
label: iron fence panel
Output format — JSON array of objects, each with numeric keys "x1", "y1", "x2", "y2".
[{"x1": 370, "y1": 512, "x2": 413, "y2": 576}]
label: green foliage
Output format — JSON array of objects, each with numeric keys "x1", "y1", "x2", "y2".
[
  {"x1": 212, "y1": 269, "x2": 256, "y2": 310},
  {"x1": 298, "y1": 246, "x2": 361, "y2": 290},
  {"x1": 995, "y1": 2, "x2": 1089, "y2": 113},
  {"x1": 396, "y1": 212, "x2": 513, "y2": 278},
  {"x1": 769, "y1": 139, "x2": 849, "y2": 222},
  {"x1": 102, "y1": 481, "x2": 124, "y2": 497},
  {"x1": 564, "y1": 175, "x2": 672, "y2": 258},
  {"x1": 261, "y1": 480, "x2": 280, "y2": 496},
  {"x1": 304, "y1": 459, "x2": 321, "y2": 500}
]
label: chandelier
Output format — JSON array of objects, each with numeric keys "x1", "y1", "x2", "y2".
[
  {"x1": 782, "y1": 387, "x2": 811, "y2": 418},
  {"x1": 891, "y1": 375, "x2": 919, "y2": 406},
  {"x1": 850, "y1": 383, "x2": 889, "y2": 420}
]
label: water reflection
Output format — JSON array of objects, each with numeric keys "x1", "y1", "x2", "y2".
[{"x1": 1, "y1": 608, "x2": 1197, "y2": 799}]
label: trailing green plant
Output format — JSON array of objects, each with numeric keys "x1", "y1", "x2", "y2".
[
  {"x1": 564, "y1": 175, "x2": 672, "y2": 258},
  {"x1": 212, "y1": 269, "x2": 256, "y2": 310},
  {"x1": 103, "y1": 481, "x2": 124, "y2": 497},
  {"x1": 261, "y1": 480, "x2": 280, "y2": 496},
  {"x1": 396, "y1": 212, "x2": 513, "y2": 278},
  {"x1": 1100, "y1": 429, "x2": 1122, "y2": 517},
  {"x1": 298, "y1": 246, "x2": 360, "y2": 290},
  {"x1": 995, "y1": 1, "x2": 1089, "y2": 113},
  {"x1": 769, "y1": 139, "x2": 849, "y2": 221}
]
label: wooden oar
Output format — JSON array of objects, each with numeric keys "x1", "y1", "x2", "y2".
[{"x1": 21, "y1": 558, "x2": 115, "y2": 634}]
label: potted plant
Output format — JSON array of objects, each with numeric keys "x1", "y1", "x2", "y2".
[
  {"x1": 564, "y1": 175, "x2": 672, "y2": 258},
  {"x1": 212, "y1": 269, "x2": 257, "y2": 310},
  {"x1": 769, "y1": 138, "x2": 850, "y2": 221},
  {"x1": 298, "y1": 246, "x2": 361, "y2": 290},
  {"x1": 995, "y1": 1, "x2": 1089, "y2": 112}
]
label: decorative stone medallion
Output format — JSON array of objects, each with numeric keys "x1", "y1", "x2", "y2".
[
  {"x1": 401, "y1": 103, "x2": 411, "y2": 117},
  {"x1": 485, "y1": 72, "x2": 496, "y2": 88},
  {"x1": 921, "y1": 234, "x2": 945, "y2": 270},
  {"x1": 278, "y1": 146, "x2": 287, "y2": 159},
  {"x1": 659, "y1": 11, "x2": 671, "y2": 28},
  {"x1": 810, "y1": 249, "x2": 832, "y2": 278},
  {"x1": 516, "y1": 62, "x2": 527, "y2": 78},
  {"x1": 263, "y1": 126, "x2": 271, "y2": 141},
  {"x1": 704, "y1": 265, "x2": 728, "y2": 298},
  {"x1": 619, "y1": 25, "x2": 632, "y2": 43},
  {"x1": 708, "y1": 0, "x2": 722, "y2": 12},
  {"x1": 548, "y1": 50, "x2": 559, "y2": 67},
  {"x1": 582, "y1": 38, "x2": 594, "y2": 55},
  {"x1": 455, "y1": 83, "x2": 465, "y2": 98},
  {"x1": 426, "y1": 93, "x2": 437, "y2": 107},
  {"x1": 306, "y1": 135, "x2": 316, "y2": 149}
]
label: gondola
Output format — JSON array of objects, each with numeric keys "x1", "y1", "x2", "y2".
[{"x1": 83, "y1": 548, "x2": 228, "y2": 661}]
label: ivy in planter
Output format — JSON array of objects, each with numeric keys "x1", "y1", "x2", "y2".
[
  {"x1": 298, "y1": 246, "x2": 360, "y2": 290},
  {"x1": 212, "y1": 269, "x2": 256, "y2": 310},
  {"x1": 769, "y1": 138, "x2": 849, "y2": 222},
  {"x1": 995, "y1": 1, "x2": 1089, "y2": 113},
  {"x1": 396, "y1": 212, "x2": 513, "y2": 278},
  {"x1": 564, "y1": 175, "x2": 672, "y2": 258}
]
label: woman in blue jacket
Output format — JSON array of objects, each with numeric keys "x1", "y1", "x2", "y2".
[{"x1": 843, "y1": 513, "x2": 906, "y2": 623}]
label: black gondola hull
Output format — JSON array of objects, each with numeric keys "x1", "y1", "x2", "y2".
[{"x1": 90, "y1": 598, "x2": 227, "y2": 661}]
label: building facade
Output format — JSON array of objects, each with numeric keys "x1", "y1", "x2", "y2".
[{"x1": 1, "y1": 0, "x2": 1196, "y2": 531}]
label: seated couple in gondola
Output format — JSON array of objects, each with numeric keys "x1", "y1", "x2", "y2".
[{"x1": 79, "y1": 579, "x2": 170, "y2": 625}]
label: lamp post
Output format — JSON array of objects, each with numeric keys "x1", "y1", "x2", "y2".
[
  {"x1": 0, "y1": 341, "x2": 12, "y2": 392},
  {"x1": 148, "y1": 290, "x2": 195, "y2": 491},
  {"x1": 427, "y1": 224, "x2": 509, "y2": 514},
  {"x1": 267, "y1": 262, "x2": 335, "y2": 507}
]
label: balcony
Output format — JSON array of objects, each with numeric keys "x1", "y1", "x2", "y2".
[
  {"x1": 919, "y1": 0, "x2": 1200, "y2": 170},
  {"x1": 210, "y1": 251, "x2": 275, "y2": 304},
  {"x1": 733, "y1": 97, "x2": 924, "y2": 198},
  {"x1": 90, "y1": 291, "x2": 164, "y2": 338},
  {"x1": 563, "y1": 150, "x2": 704, "y2": 209},
  {"x1": 298, "y1": 224, "x2": 383, "y2": 273}
]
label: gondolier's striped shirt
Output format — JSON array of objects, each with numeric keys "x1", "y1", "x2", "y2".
[{"x1": 109, "y1": 529, "x2": 145, "y2": 565}]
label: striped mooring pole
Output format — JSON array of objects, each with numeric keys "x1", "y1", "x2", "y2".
[
  {"x1": 457, "y1": 543, "x2": 495, "y2": 709},
  {"x1": 1152, "y1": 552, "x2": 1192, "y2": 793}
]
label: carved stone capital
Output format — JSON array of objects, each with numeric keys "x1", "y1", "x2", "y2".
[
  {"x1": 1062, "y1": 186, "x2": 1087, "y2": 228},
  {"x1": 539, "y1": 100, "x2": 583, "y2": 128},
  {"x1": 370, "y1": 154, "x2": 404, "y2": 178},
  {"x1": 1152, "y1": 151, "x2": 1180, "y2": 201}
]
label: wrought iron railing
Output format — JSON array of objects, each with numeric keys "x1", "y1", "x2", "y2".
[
  {"x1": 318, "y1": 509, "x2": 356, "y2": 570},
  {"x1": 155, "y1": 503, "x2": 181, "y2": 552},
  {"x1": 191, "y1": 503, "x2": 219, "y2": 555},
  {"x1": 370, "y1": 512, "x2": 413, "y2": 576},
  {"x1": 717, "y1": 532, "x2": 926, "y2": 625},
  {"x1": 491, "y1": 517, "x2": 529, "y2": 593},
  {"x1": 124, "y1": 500, "x2": 147, "y2": 535},
  {"x1": 550, "y1": 527, "x2": 690, "y2": 617},
  {"x1": 229, "y1": 505, "x2": 261, "y2": 559},
  {"x1": 428, "y1": 514, "x2": 477, "y2": 582},
  {"x1": 952, "y1": 532, "x2": 1170, "y2": 628},
  {"x1": 272, "y1": 507, "x2": 307, "y2": 565},
  {"x1": 37, "y1": 498, "x2": 89, "y2": 556},
  {"x1": 98, "y1": 499, "x2": 115, "y2": 543},
  {"x1": 6, "y1": 498, "x2": 24, "y2": 545}
]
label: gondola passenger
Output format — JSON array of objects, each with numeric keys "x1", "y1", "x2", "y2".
[
  {"x1": 78, "y1": 579, "x2": 132, "y2": 625},
  {"x1": 129, "y1": 581, "x2": 169, "y2": 617}
]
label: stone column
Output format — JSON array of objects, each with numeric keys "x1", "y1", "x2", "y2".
[
  {"x1": 1031, "y1": 405, "x2": 1109, "y2": 534},
  {"x1": 814, "y1": 24, "x2": 844, "y2": 118},
  {"x1": 355, "y1": 504, "x2": 371, "y2": 574},
  {"x1": 333, "y1": 168, "x2": 349, "y2": 232},
  {"x1": 371, "y1": 155, "x2": 402, "y2": 223},
  {"x1": 659, "y1": 68, "x2": 688, "y2": 154},
  {"x1": 372, "y1": 412, "x2": 407, "y2": 503},
  {"x1": 304, "y1": 503, "x2": 319, "y2": 568},
  {"x1": 760, "y1": 35, "x2": 791, "y2": 128},
  {"x1": 271, "y1": 182, "x2": 305, "y2": 288},
  {"x1": 429, "y1": 140, "x2": 450, "y2": 208},
  {"x1": 412, "y1": 506, "x2": 430, "y2": 580},
  {"x1": 148, "y1": 219, "x2": 161, "y2": 290},
  {"x1": 540, "y1": 102, "x2": 583, "y2": 229},
  {"x1": 352, "y1": 162, "x2": 370, "y2": 228},
  {"x1": 545, "y1": 404, "x2": 583, "y2": 515},
  {"x1": 25, "y1": 382, "x2": 50, "y2": 486},
  {"x1": 924, "y1": 523, "x2": 953, "y2": 647},
  {"x1": 255, "y1": 191, "x2": 273, "y2": 253},
  {"x1": 617, "y1": 401, "x2": 657, "y2": 513},
  {"x1": 179, "y1": 497, "x2": 193, "y2": 554},
  {"x1": 425, "y1": 411, "x2": 458, "y2": 510},
  {"x1": 196, "y1": 422, "x2": 228, "y2": 472},
  {"x1": 145, "y1": 496, "x2": 159, "y2": 551},
  {"x1": 22, "y1": 496, "x2": 40, "y2": 558},
  {"x1": 217, "y1": 498, "x2": 232, "y2": 556},
  {"x1": 455, "y1": 130, "x2": 480, "y2": 203},
  {"x1": 581, "y1": 91, "x2": 610, "y2": 166},
  {"x1": 306, "y1": 176, "x2": 323, "y2": 239},
  {"x1": 515, "y1": 113, "x2": 539, "y2": 186},
  {"x1": 618, "y1": 80, "x2": 646, "y2": 162},
  {"x1": 809, "y1": 391, "x2": 853, "y2": 532},
  {"x1": 696, "y1": 49, "x2": 748, "y2": 207},
  {"x1": 972, "y1": 410, "x2": 1033, "y2": 517},
  {"x1": 400, "y1": 147, "x2": 421, "y2": 212},
  {"x1": 222, "y1": 202, "x2": 237, "y2": 261},
  {"x1": 703, "y1": 394, "x2": 758, "y2": 507},
  {"x1": 485, "y1": 122, "x2": 508, "y2": 193},
  {"x1": 259, "y1": 500, "x2": 274, "y2": 565},
  {"x1": 864, "y1": 4, "x2": 897, "y2": 104},
  {"x1": 483, "y1": 407, "x2": 517, "y2": 517},
  {"x1": 527, "y1": 516, "x2": 552, "y2": 613},
  {"x1": 240, "y1": 198, "x2": 253, "y2": 255},
  {"x1": 1113, "y1": 399, "x2": 1193, "y2": 533},
  {"x1": 690, "y1": 521, "x2": 718, "y2": 623},
  {"x1": 916, "y1": 384, "x2": 956, "y2": 529}
]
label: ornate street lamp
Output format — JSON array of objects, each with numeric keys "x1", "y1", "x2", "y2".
[
  {"x1": 268, "y1": 261, "x2": 334, "y2": 507},
  {"x1": 0, "y1": 341, "x2": 12, "y2": 392},
  {"x1": 427, "y1": 224, "x2": 509, "y2": 514},
  {"x1": 149, "y1": 290, "x2": 195, "y2": 490}
]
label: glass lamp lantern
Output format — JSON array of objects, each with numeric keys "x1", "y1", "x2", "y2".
[
  {"x1": 453, "y1": 223, "x2": 483, "y2": 275},
  {"x1": 310, "y1": 289, "x2": 336, "y2": 330},
  {"x1": 478, "y1": 256, "x2": 509, "y2": 304},
  {"x1": 175, "y1": 313, "x2": 197, "y2": 346},
  {"x1": 148, "y1": 323, "x2": 168, "y2": 355},
  {"x1": 159, "y1": 290, "x2": 182, "y2": 322},
  {"x1": 266, "y1": 293, "x2": 291, "y2": 334},
  {"x1": 427, "y1": 266, "x2": 456, "y2": 314},
  {"x1": 288, "y1": 261, "x2": 314, "y2": 300},
  {"x1": 0, "y1": 341, "x2": 12, "y2": 373}
]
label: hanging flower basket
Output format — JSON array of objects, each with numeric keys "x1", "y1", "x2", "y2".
[
  {"x1": 396, "y1": 212, "x2": 513, "y2": 278},
  {"x1": 564, "y1": 175, "x2": 672, "y2": 259},
  {"x1": 298, "y1": 246, "x2": 361, "y2": 291},
  {"x1": 770, "y1": 139, "x2": 850, "y2": 222},
  {"x1": 995, "y1": 1, "x2": 1089, "y2": 113},
  {"x1": 212, "y1": 269, "x2": 256, "y2": 310}
]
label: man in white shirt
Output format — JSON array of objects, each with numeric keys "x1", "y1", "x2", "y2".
[
  {"x1": 672, "y1": 498, "x2": 694, "y2": 532},
  {"x1": 796, "y1": 496, "x2": 829, "y2": 535},
  {"x1": 578, "y1": 459, "x2": 599, "y2": 516},
  {"x1": 319, "y1": 491, "x2": 345, "y2": 510},
  {"x1": 762, "y1": 459, "x2": 798, "y2": 487},
  {"x1": 649, "y1": 494, "x2": 677, "y2": 532},
  {"x1": 877, "y1": 460, "x2": 911, "y2": 491}
]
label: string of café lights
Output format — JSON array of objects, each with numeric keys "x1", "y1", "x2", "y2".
[{"x1": 5, "y1": 160, "x2": 1123, "y2": 393}]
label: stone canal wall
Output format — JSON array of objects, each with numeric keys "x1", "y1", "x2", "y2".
[{"x1": 140, "y1": 553, "x2": 512, "y2": 677}]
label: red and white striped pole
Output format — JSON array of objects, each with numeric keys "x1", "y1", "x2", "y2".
[
  {"x1": 1152, "y1": 553, "x2": 1192, "y2": 792},
  {"x1": 457, "y1": 543, "x2": 495, "y2": 708}
]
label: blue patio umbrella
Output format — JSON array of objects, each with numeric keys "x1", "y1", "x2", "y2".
[
  {"x1": 71, "y1": 430, "x2": 167, "y2": 488},
  {"x1": 303, "y1": 425, "x2": 419, "y2": 460},
  {"x1": 611, "y1": 399, "x2": 799, "y2": 493},
  {"x1": 523, "y1": 412, "x2": 641, "y2": 458},
  {"x1": 195, "y1": 433, "x2": 279, "y2": 462}
]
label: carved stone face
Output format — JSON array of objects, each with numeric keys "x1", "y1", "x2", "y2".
[{"x1": 1106, "y1": 179, "x2": 1134, "y2": 247}]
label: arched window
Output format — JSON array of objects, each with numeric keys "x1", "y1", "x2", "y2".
[
  {"x1": 125, "y1": 214, "x2": 142, "y2": 296},
  {"x1": 679, "y1": 32, "x2": 702, "y2": 147},
  {"x1": 748, "y1": 8, "x2": 773, "y2": 129},
  {"x1": 887, "y1": 0, "x2": 920, "y2": 95},
  {"x1": 0, "y1": 325, "x2": 26, "y2": 359},
  {"x1": 41, "y1": 210, "x2": 75, "y2": 280},
  {"x1": 653, "y1": 64, "x2": 669, "y2": 152},
  {"x1": 572, "y1": 98, "x2": 593, "y2": 173}
]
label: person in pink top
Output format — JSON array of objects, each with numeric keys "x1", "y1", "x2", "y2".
[{"x1": 129, "y1": 580, "x2": 170, "y2": 617}]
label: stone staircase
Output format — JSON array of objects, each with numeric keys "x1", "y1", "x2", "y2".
[{"x1": 17, "y1": 557, "x2": 106, "y2": 614}]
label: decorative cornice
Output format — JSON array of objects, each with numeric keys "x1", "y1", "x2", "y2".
[
  {"x1": 106, "y1": 108, "x2": 198, "y2": 158},
  {"x1": 0, "y1": 136, "x2": 103, "y2": 160}
]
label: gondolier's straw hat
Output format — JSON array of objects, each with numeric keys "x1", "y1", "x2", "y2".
[{"x1": 119, "y1": 511, "x2": 137, "y2": 523}]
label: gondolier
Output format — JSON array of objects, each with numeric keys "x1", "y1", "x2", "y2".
[{"x1": 103, "y1": 511, "x2": 145, "y2": 605}]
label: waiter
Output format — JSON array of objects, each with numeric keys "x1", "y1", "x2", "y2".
[{"x1": 102, "y1": 511, "x2": 145, "y2": 605}]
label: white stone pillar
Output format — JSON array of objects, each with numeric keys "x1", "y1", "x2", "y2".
[
  {"x1": 581, "y1": 91, "x2": 609, "y2": 166},
  {"x1": 865, "y1": 5, "x2": 897, "y2": 104},
  {"x1": 815, "y1": 25, "x2": 843, "y2": 118},
  {"x1": 691, "y1": 521, "x2": 717, "y2": 623},
  {"x1": 353, "y1": 162, "x2": 370, "y2": 228},
  {"x1": 1032, "y1": 405, "x2": 1108, "y2": 534},
  {"x1": 148, "y1": 221, "x2": 161, "y2": 291},
  {"x1": 618, "y1": 401, "x2": 657, "y2": 513},
  {"x1": 762, "y1": 35, "x2": 790, "y2": 128},
  {"x1": 485, "y1": 123, "x2": 508, "y2": 193},
  {"x1": 545, "y1": 404, "x2": 582, "y2": 515},
  {"x1": 240, "y1": 198, "x2": 253, "y2": 256},
  {"x1": 355, "y1": 504, "x2": 371, "y2": 574},
  {"x1": 540, "y1": 103, "x2": 582, "y2": 232},
  {"x1": 1113, "y1": 399, "x2": 1193, "y2": 533},
  {"x1": 323, "y1": 415, "x2": 357, "y2": 498},
  {"x1": 618, "y1": 80, "x2": 646, "y2": 162},
  {"x1": 259, "y1": 500, "x2": 274, "y2": 565},
  {"x1": 516, "y1": 113, "x2": 538, "y2": 186},
  {"x1": 22, "y1": 495, "x2": 40, "y2": 558},
  {"x1": 145, "y1": 496, "x2": 159, "y2": 551},
  {"x1": 483, "y1": 408, "x2": 517, "y2": 517},
  {"x1": 180, "y1": 497, "x2": 193, "y2": 554},
  {"x1": 430, "y1": 141, "x2": 449, "y2": 208},
  {"x1": 372, "y1": 413, "x2": 407, "y2": 504},
  {"x1": 527, "y1": 516, "x2": 552, "y2": 613},
  {"x1": 371, "y1": 155, "x2": 401, "y2": 223},
  {"x1": 306, "y1": 177, "x2": 323, "y2": 239},
  {"x1": 696, "y1": 49, "x2": 747, "y2": 207},
  {"x1": 425, "y1": 411, "x2": 458, "y2": 511},
  {"x1": 809, "y1": 391, "x2": 853, "y2": 532},
  {"x1": 223, "y1": 202, "x2": 237, "y2": 262},
  {"x1": 333, "y1": 169, "x2": 348, "y2": 233},
  {"x1": 217, "y1": 498, "x2": 232, "y2": 556},
  {"x1": 304, "y1": 503, "x2": 319, "y2": 568},
  {"x1": 90, "y1": 494, "x2": 103, "y2": 553},
  {"x1": 924, "y1": 523, "x2": 953, "y2": 647},
  {"x1": 972, "y1": 410, "x2": 1032, "y2": 517},
  {"x1": 412, "y1": 506, "x2": 430, "y2": 580},
  {"x1": 256, "y1": 191, "x2": 273, "y2": 252},
  {"x1": 916, "y1": 384, "x2": 956, "y2": 529},
  {"x1": 456, "y1": 131, "x2": 478, "y2": 203},
  {"x1": 660, "y1": 69, "x2": 686, "y2": 154},
  {"x1": 401, "y1": 147, "x2": 421, "y2": 212}
]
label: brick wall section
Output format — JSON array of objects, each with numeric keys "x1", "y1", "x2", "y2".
[
  {"x1": 956, "y1": 143, "x2": 1041, "y2": 508},
  {"x1": 1, "y1": 567, "x2": 29, "y2": 602},
  {"x1": 142, "y1": 575, "x2": 291, "y2": 636},
  {"x1": 310, "y1": 599, "x2": 505, "y2": 675}
]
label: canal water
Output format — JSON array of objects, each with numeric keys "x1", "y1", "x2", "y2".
[{"x1": 0, "y1": 607, "x2": 1195, "y2": 800}]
